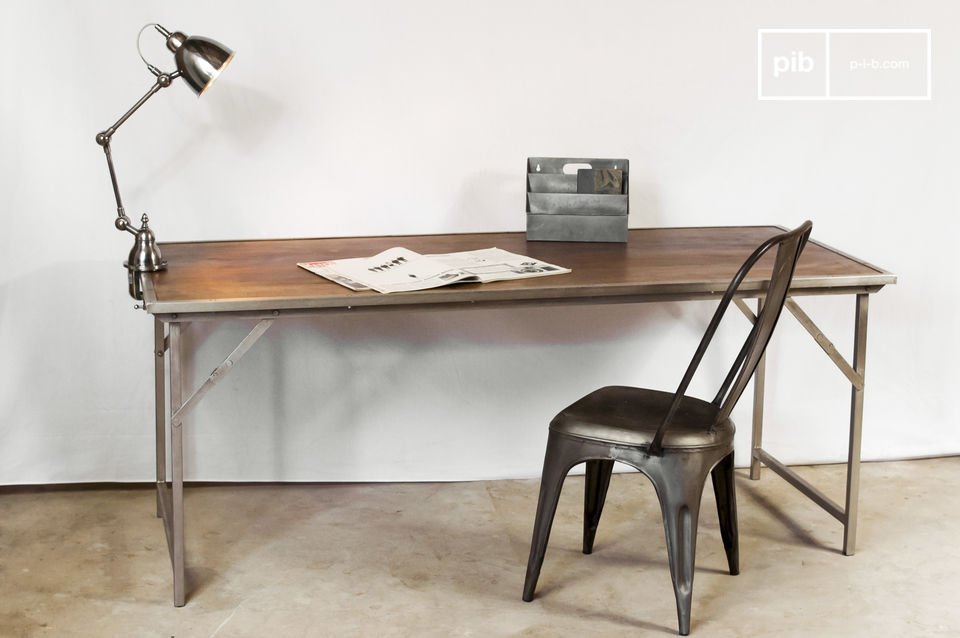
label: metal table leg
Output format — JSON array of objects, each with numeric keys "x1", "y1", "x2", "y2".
[
  {"x1": 152, "y1": 320, "x2": 187, "y2": 606},
  {"x1": 170, "y1": 321, "x2": 186, "y2": 606},
  {"x1": 750, "y1": 298, "x2": 765, "y2": 481},
  {"x1": 153, "y1": 318, "x2": 275, "y2": 606},
  {"x1": 742, "y1": 293, "x2": 871, "y2": 555},
  {"x1": 734, "y1": 297, "x2": 766, "y2": 481},
  {"x1": 154, "y1": 318, "x2": 166, "y2": 518},
  {"x1": 843, "y1": 293, "x2": 869, "y2": 555},
  {"x1": 153, "y1": 319, "x2": 184, "y2": 606}
]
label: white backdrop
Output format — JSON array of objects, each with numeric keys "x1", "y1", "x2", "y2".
[{"x1": 1, "y1": 1, "x2": 956, "y2": 484}]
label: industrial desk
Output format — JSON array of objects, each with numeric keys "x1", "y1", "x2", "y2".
[{"x1": 140, "y1": 226, "x2": 895, "y2": 606}]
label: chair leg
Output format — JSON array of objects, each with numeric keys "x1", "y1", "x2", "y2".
[
  {"x1": 653, "y1": 456, "x2": 709, "y2": 636},
  {"x1": 522, "y1": 434, "x2": 579, "y2": 602},
  {"x1": 710, "y1": 451, "x2": 739, "y2": 576},
  {"x1": 583, "y1": 459, "x2": 614, "y2": 554}
]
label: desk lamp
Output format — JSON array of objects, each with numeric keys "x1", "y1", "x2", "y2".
[{"x1": 95, "y1": 23, "x2": 234, "y2": 300}]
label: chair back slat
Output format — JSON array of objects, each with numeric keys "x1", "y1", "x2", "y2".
[
  {"x1": 716, "y1": 224, "x2": 811, "y2": 421},
  {"x1": 648, "y1": 221, "x2": 812, "y2": 456}
]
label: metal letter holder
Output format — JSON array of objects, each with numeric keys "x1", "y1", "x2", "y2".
[{"x1": 526, "y1": 157, "x2": 629, "y2": 242}]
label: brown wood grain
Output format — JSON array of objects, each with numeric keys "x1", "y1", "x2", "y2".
[{"x1": 145, "y1": 227, "x2": 894, "y2": 315}]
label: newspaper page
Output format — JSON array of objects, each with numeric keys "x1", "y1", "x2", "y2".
[{"x1": 298, "y1": 247, "x2": 570, "y2": 294}]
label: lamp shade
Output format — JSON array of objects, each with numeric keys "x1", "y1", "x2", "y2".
[{"x1": 166, "y1": 32, "x2": 234, "y2": 95}]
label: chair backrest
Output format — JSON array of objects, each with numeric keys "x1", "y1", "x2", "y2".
[{"x1": 649, "y1": 221, "x2": 813, "y2": 456}]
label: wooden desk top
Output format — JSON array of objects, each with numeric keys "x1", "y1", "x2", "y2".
[{"x1": 142, "y1": 227, "x2": 895, "y2": 317}]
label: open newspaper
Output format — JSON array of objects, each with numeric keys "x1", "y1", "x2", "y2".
[{"x1": 298, "y1": 247, "x2": 570, "y2": 294}]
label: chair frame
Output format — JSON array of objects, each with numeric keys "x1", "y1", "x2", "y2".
[{"x1": 522, "y1": 222, "x2": 813, "y2": 635}]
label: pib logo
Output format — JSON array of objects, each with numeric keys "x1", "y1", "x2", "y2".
[
  {"x1": 772, "y1": 51, "x2": 816, "y2": 78},
  {"x1": 758, "y1": 31, "x2": 827, "y2": 99},
  {"x1": 759, "y1": 29, "x2": 931, "y2": 100}
]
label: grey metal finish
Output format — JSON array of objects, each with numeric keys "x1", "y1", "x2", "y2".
[
  {"x1": 582, "y1": 459, "x2": 614, "y2": 554},
  {"x1": 523, "y1": 433, "x2": 737, "y2": 636},
  {"x1": 733, "y1": 297, "x2": 757, "y2": 323},
  {"x1": 526, "y1": 213, "x2": 629, "y2": 243},
  {"x1": 154, "y1": 318, "x2": 166, "y2": 519},
  {"x1": 843, "y1": 293, "x2": 869, "y2": 555},
  {"x1": 522, "y1": 222, "x2": 811, "y2": 635},
  {"x1": 526, "y1": 157, "x2": 629, "y2": 242},
  {"x1": 527, "y1": 193, "x2": 628, "y2": 216},
  {"x1": 169, "y1": 322, "x2": 185, "y2": 607},
  {"x1": 748, "y1": 292, "x2": 870, "y2": 556},
  {"x1": 95, "y1": 23, "x2": 233, "y2": 299},
  {"x1": 152, "y1": 318, "x2": 274, "y2": 605},
  {"x1": 174, "y1": 35, "x2": 234, "y2": 95},
  {"x1": 755, "y1": 449, "x2": 845, "y2": 522},
  {"x1": 170, "y1": 320, "x2": 274, "y2": 428},
  {"x1": 785, "y1": 298, "x2": 863, "y2": 390},
  {"x1": 750, "y1": 299, "x2": 766, "y2": 481},
  {"x1": 96, "y1": 74, "x2": 174, "y2": 288}
]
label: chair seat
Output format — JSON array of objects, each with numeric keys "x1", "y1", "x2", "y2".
[{"x1": 550, "y1": 386, "x2": 735, "y2": 449}]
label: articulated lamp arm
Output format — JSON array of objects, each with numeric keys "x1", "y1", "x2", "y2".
[
  {"x1": 95, "y1": 70, "x2": 181, "y2": 238},
  {"x1": 94, "y1": 73, "x2": 177, "y2": 300},
  {"x1": 94, "y1": 22, "x2": 234, "y2": 300}
]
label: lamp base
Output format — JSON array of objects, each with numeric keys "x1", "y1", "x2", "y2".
[
  {"x1": 125, "y1": 266, "x2": 143, "y2": 301},
  {"x1": 124, "y1": 217, "x2": 166, "y2": 300},
  {"x1": 124, "y1": 260, "x2": 166, "y2": 301}
]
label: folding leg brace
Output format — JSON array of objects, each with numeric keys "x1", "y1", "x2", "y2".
[
  {"x1": 154, "y1": 317, "x2": 275, "y2": 606},
  {"x1": 735, "y1": 294, "x2": 868, "y2": 556}
]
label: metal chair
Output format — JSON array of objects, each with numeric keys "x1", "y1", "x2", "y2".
[{"x1": 521, "y1": 221, "x2": 813, "y2": 635}]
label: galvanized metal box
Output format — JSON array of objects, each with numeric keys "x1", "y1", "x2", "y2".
[{"x1": 526, "y1": 157, "x2": 629, "y2": 242}]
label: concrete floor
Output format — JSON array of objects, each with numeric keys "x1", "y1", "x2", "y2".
[{"x1": 1, "y1": 457, "x2": 958, "y2": 637}]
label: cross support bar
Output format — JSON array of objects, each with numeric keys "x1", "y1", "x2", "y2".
[
  {"x1": 171, "y1": 319, "x2": 275, "y2": 427},
  {"x1": 749, "y1": 293, "x2": 870, "y2": 555},
  {"x1": 754, "y1": 449, "x2": 845, "y2": 522},
  {"x1": 785, "y1": 298, "x2": 864, "y2": 390},
  {"x1": 734, "y1": 297, "x2": 758, "y2": 323},
  {"x1": 155, "y1": 318, "x2": 275, "y2": 606}
]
